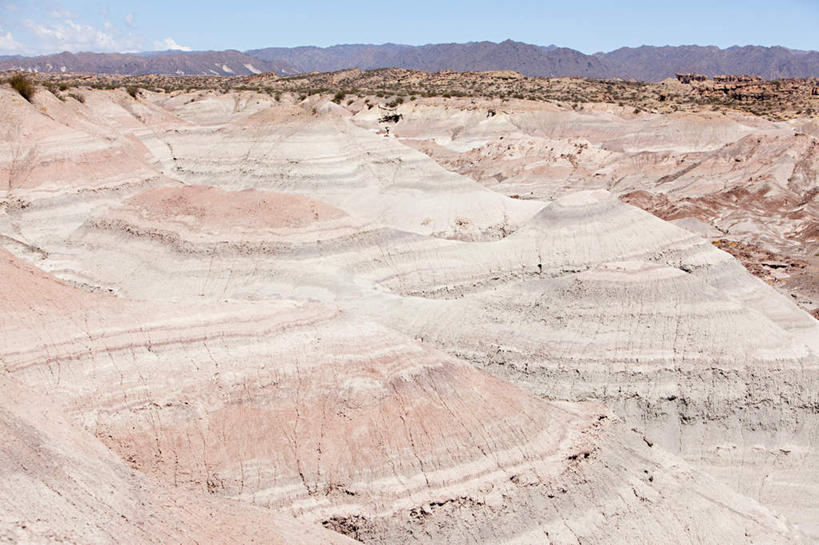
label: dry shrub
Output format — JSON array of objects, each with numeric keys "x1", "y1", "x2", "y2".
[{"x1": 9, "y1": 73, "x2": 35, "y2": 102}]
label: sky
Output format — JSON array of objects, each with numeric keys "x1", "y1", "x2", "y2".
[{"x1": 1, "y1": 0, "x2": 817, "y2": 56}]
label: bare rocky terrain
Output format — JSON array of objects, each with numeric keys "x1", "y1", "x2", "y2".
[{"x1": 1, "y1": 72, "x2": 817, "y2": 544}]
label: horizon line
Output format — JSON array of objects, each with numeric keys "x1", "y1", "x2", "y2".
[{"x1": 1, "y1": 40, "x2": 813, "y2": 59}]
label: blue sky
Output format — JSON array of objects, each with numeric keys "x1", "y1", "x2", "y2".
[{"x1": 1, "y1": 0, "x2": 817, "y2": 56}]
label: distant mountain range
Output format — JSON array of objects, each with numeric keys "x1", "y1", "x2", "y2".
[
  {"x1": 598, "y1": 45, "x2": 819, "y2": 80},
  {"x1": 245, "y1": 42, "x2": 602, "y2": 77},
  {"x1": 0, "y1": 49, "x2": 300, "y2": 77},
  {"x1": 3, "y1": 40, "x2": 819, "y2": 80}
]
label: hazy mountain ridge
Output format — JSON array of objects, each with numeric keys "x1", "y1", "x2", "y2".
[
  {"x1": 249, "y1": 40, "x2": 819, "y2": 79},
  {"x1": 597, "y1": 44, "x2": 819, "y2": 80},
  {"x1": 248, "y1": 40, "x2": 610, "y2": 77},
  {"x1": 4, "y1": 40, "x2": 819, "y2": 79},
  {"x1": 0, "y1": 49, "x2": 301, "y2": 76}
]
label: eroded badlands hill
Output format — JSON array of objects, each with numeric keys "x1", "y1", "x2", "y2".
[
  {"x1": 365, "y1": 94, "x2": 819, "y2": 314},
  {"x1": 0, "y1": 79, "x2": 817, "y2": 543}
]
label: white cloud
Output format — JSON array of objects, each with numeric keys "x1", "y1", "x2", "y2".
[
  {"x1": 0, "y1": 28, "x2": 25, "y2": 53},
  {"x1": 22, "y1": 12, "x2": 142, "y2": 53},
  {"x1": 153, "y1": 37, "x2": 191, "y2": 52},
  {"x1": 0, "y1": 7, "x2": 150, "y2": 55}
]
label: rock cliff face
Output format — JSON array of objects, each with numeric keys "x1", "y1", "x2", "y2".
[
  {"x1": 0, "y1": 83, "x2": 816, "y2": 543},
  {"x1": 675, "y1": 73, "x2": 708, "y2": 84},
  {"x1": 714, "y1": 74, "x2": 763, "y2": 83}
]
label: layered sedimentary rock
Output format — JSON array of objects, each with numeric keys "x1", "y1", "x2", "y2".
[
  {"x1": 381, "y1": 100, "x2": 817, "y2": 252},
  {"x1": 0, "y1": 248, "x2": 804, "y2": 544},
  {"x1": 371, "y1": 97, "x2": 819, "y2": 312},
  {"x1": 1, "y1": 83, "x2": 817, "y2": 542},
  {"x1": 0, "y1": 373, "x2": 357, "y2": 545}
]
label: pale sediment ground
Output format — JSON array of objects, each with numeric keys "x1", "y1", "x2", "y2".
[
  {"x1": 0, "y1": 248, "x2": 805, "y2": 544},
  {"x1": 0, "y1": 84, "x2": 816, "y2": 543},
  {"x1": 375, "y1": 97, "x2": 819, "y2": 311},
  {"x1": 0, "y1": 373, "x2": 358, "y2": 545}
]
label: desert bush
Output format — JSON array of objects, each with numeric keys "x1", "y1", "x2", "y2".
[
  {"x1": 126, "y1": 86, "x2": 140, "y2": 98},
  {"x1": 9, "y1": 73, "x2": 35, "y2": 102},
  {"x1": 332, "y1": 90, "x2": 346, "y2": 104},
  {"x1": 378, "y1": 113, "x2": 402, "y2": 123},
  {"x1": 45, "y1": 84, "x2": 64, "y2": 100},
  {"x1": 68, "y1": 92, "x2": 85, "y2": 104}
]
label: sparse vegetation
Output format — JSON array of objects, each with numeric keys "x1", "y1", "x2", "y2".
[
  {"x1": 45, "y1": 84, "x2": 66, "y2": 101},
  {"x1": 378, "y1": 113, "x2": 403, "y2": 123},
  {"x1": 4, "y1": 125, "x2": 38, "y2": 197},
  {"x1": 9, "y1": 74, "x2": 35, "y2": 102},
  {"x1": 11, "y1": 69, "x2": 819, "y2": 122}
]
